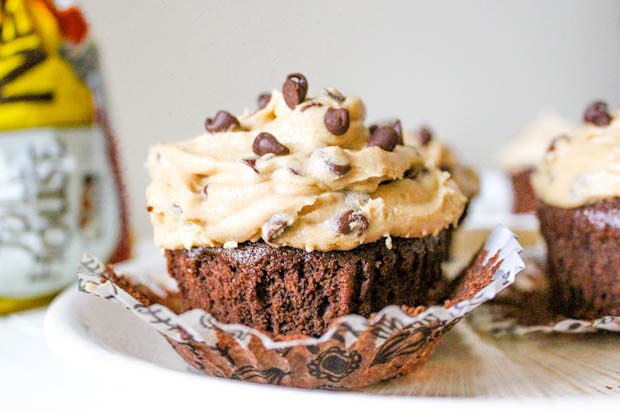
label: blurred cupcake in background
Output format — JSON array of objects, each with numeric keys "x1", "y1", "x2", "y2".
[
  {"x1": 403, "y1": 125, "x2": 479, "y2": 217},
  {"x1": 532, "y1": 101, "x2": 620, "y2": 319},
  {"x1": 499, "y1": 114, "x2": 572, "y2": 213}
]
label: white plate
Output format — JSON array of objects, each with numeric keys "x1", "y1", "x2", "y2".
[
  {"x1": 43, "y1": 170, "x2": 620, "y2": 411},
  {"x1": 46, "y1": 255, "x2": 620, "y2": 409},
  {"x1": 45, "y1": 285, "x2": 620, "y2": 411}
]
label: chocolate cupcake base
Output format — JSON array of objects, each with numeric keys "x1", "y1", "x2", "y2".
[
  {"x1": 166, "y1": 229, "x2": 452, "y2": 337},
  {"x1": 511, "y1": 169, "x2": 537, "y2": 214},
  {"x1": 538, "y1": 198, "x2": 620, "y2": 319}
]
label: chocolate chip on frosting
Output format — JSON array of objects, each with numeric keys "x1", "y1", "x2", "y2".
[
  {"x1": 370, "y1": 119, "x2": 403, "y2": 144},
  {"x1": 324, "y1": 88, "x2": 345, "y2": 103},
  {"x1": 368, "y1": 126, "x2": 399, "y2": 151},
  {"x1": 329, "y1": 161, "x2": 352, "y2": 177},
  {"x1": 324, "y1": 107, "x2": 350, "y2": 135},
  {"x1": 405, "y1": 165, "x2": 430, "y2": 179},
  {"x1": 257, "y1": 92, "x2": 271, "y2": 110},
  {"x1": 336, "y1": 210, "x2": 369, "y2": 236},
  {"x1": 309, "y1": 147, "x2": 352, "y2": 180},
  {"x1": 241, "y1": 158, "x2": 258, "y2": 172},
  {"x1": 205, "y1": 110, "x2": 240, "y2": 133},
  {"x1": 392, "y1": 120, "x2": 404, "y2": 143},
  {"x1": 252, "y1": 132, "x2": 290, "y2": 156},
  {"x1": 418, "y1": 126, "x2": 433, "y2": 145},
  {"x1": 262, "y1": 214, "x2": 292, "y2": 242},
  {"x1": 282, "y1": 73, "x2": 308, "y2": 109},
  {"x1": 583, "y1": 100, "x2": 612, "y2": 126},
  {"x1": 300, "y1": 102, "x2": 323, "y2": 112}
]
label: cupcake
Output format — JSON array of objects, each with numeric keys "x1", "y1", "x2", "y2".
[
  {"x1": 403, "y1": 126, "x2": 479, "y2": 208},
  {"x1": 532, "y1": 101, "x2": 620, "y2": 319},
  {"x1": 499, "y1": 114, "x2": 572, "y2": 213},
  {"x1": 147, "y1": 74, "x2": 466, "y2": 337}
]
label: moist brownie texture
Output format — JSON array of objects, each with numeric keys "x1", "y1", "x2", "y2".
[
  {"x1": 538, "y1": 197, "x2": 620, "y2": 319},
  {"x1": 511, "y1": 169, "x2": 536, "y2": 214},
  {"x1": 167, "y1": 229, "x2": 451, "y2": 337}
]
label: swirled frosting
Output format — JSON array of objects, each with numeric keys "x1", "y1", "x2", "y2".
[
  {"x1": 499, "y1": 114, "x2": 572, "y2": 173},
  {"x1": 403, "y1": 129, "x2": 479, "y2": 200},
  {"x1": 532, "y1": 110, "x2": 620, "y2": 208},
  {"x1": 147, "y1": 87, "x2": 466, "y2": 251}
]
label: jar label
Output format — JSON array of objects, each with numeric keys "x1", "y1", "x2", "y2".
[{"x1": 0, "y1": 127, "x2": 122, "y2": 297}]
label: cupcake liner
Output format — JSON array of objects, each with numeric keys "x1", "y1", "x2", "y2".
[
  {"x1": 76, "y1": 225, "x2": 524, "y2": 389},
  {"x1": 468, "y1": 244, "x2": 620, "y2": 335}
]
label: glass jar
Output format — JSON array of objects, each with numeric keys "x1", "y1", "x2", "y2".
[{"x1": 0, "y1": 0, "x2": 131, "y2": 313}]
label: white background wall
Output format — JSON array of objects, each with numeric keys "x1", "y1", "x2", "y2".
[{"x1": 78, "y1": 0, "x2": 620, "y2": 238}]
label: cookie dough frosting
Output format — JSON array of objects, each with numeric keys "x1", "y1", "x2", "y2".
[
  {"x1": 532, "y1": 102, "x2": 620, "y2": 209},
  {"x1": 147, "y1": 74, "x2": 466, "y2": 252},
  {"x1": 499, "y1": 113, "x2": 572, "y2": 173},
  {"x1": 403, "y1": 127, "x2": 479, "y2": 200}
]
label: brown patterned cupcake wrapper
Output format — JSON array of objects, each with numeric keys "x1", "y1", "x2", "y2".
[{"x1": 76, "y1": 225, "x2": 524, "y2": 389}]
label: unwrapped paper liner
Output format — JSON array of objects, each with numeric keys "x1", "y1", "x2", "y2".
[
  {"x1": 76, "y1": 225, "x2": 524, "y2": 389},
  {"x1": 468, "y1": 246, "x2": 620, "y2": 335}
]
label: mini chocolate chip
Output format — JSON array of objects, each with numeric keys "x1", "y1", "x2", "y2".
[
  {"x1": 583, "y1": 100, "x2": 612, "y2": 126},
  {"x1": 406, "y1": 165, "x2": 430, "y2": 179},
  {"x1": 324, "y1": 88, "x2": 345, "y2": 103},
  {"x1": 336, "y1": 210, "x2": 369, "y2": 236},
  {"x1": 146, "y1": 206, "x2": 153, "y2": 212},
  {"x1": 392, "y1": 120, "x2": 403, "y2": 144},
  {"x1": 203, "y1": 185, "x2": 209, "y2": 198},
  {"x1": 242, "y1": 158, "x2": 258, "y2": 172},
  {"x1": 368, "y1": 126, "x2": 399, "y2": 151},
  {"x1": 205, "y1": 110, "x2": 240, "y2": 133},
  {"x1": 324, "y1": 108, "x2": 350, "y2": 135},
  {"x1": 252, "y1": 132, "x2": 290, "y2": 156},
  {"x1": 300, "y1": 102, "x2": 323, "y2": 112},
  {"x1": 309, "y1": 147, "x2": 351, "y2": 180},
  {"x1": 329, "y1": 162, "x2": 351, "y2": 177},
  {"x1": 262, "y1": 215, "x2": 291, "y2": 242},
  {"x1": 418, "y1": 126, "x2": 433, "y2": 145},
  {"x1": 257, "y1": 92, "x2": 271, "y2": 110},
  {"x1": 369, "y1": 119, "x2": 403, "y2": 144},
  {"x1": 282, "y1": 73, "x2": 308, "y2": 109}
]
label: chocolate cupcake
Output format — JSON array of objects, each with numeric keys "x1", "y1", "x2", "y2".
[
  {"x1": 147, "y1": 74, "x2": 466, "y2": 337},
  {"x1": 532, "y1": 101, "x2": 620, "y2": 319},
  {"x1": 403, "y1": 126, "x2": 479, "y2": 211},
  {"x1": 499, "y1": 114, "x2": 571, "y2": 213}
]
